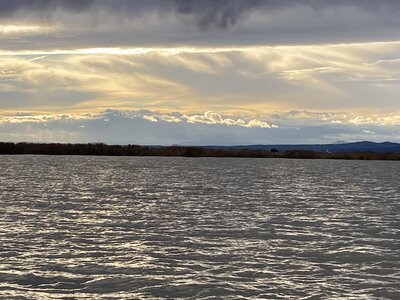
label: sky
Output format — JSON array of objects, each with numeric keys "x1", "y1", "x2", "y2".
[{"x1": 1, "y1": 0, "x2": 400, "y2": 145}]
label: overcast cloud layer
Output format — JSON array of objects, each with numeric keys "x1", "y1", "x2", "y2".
[
  {"x1": 1, "y1": 1, "x2": 400, "y2": 144},
  {"x1": 1, "y1": 0, "x2": 400, "y2": 50}
]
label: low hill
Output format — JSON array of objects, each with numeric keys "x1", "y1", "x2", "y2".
[{"x1": 207, "y1": 141, "x2": 400, "y2": 153}]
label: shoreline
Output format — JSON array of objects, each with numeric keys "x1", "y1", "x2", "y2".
[{"x1": 1, "y1": 142, "x2": 399, "y2": 161}]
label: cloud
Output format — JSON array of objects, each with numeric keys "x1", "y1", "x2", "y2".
[
  {"x1": 2, "y1": 43, "x2": 400, "y2": 114},
  {"x1": 0, "y1": 0, "x2": 265, "y2": 27},
  {"x1": 349, "y1": 115, "x2": 400, "y2": 126},
  {"x1": 3, "y1": 1, "x2": 399, "y2": 23},
  {"x1": 181, "y1": 111, "x2": 275, "y2": 128},
  {"x1": 0, "y1": 0, "x2": 95, "y2": 16},
  {"x1": 1, "y1": 1, "x2": 400, "y2": 50},
  {"x1": 142, "y1": 115, "x2": 158, "y2": 123},
  {"x1": 173, "y1": 0, "x2": 264, "y2": 29},
  {"x1": 97, "y1": 110, "x2": 277, "y2": 129},
  {"x1": 245, "y1": 119, "x2": 274, "y2": 128}
]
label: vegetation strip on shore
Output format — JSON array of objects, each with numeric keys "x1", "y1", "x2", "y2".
[{"x1": 0, "y1": 143, "x2": 399, "y2": 160}]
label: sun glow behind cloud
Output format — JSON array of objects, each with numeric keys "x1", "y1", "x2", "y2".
[{"x1": 1, "y1": 41, "x2": 400, "y2": 114}]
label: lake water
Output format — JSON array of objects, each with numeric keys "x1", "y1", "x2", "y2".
[{"x1": 0, "y1": 156, "x2": 399, "y2": 299}]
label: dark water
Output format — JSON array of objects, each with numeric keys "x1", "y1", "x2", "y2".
[{"x1": 0, "y1": 156, "x2": 399, "y2": 299}]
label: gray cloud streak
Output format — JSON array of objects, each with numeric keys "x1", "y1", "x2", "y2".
[{"x1": 0, "y1": 0, "x2": 95, "y2": 16}]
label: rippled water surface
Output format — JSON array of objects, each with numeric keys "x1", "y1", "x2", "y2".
[{"x1": 0, "y1": 156, "x2": 399, "y2": 299}]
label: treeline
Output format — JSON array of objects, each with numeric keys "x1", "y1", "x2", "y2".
[
  {"x1": 0, "y1": 142, "x2": 271, "y2": 157},
  {"x1": 0, "y1": 142, "x2": 399, "y2": 160}
]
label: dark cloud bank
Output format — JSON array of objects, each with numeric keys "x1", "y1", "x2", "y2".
[
  {"x1": 2, "y1": 0, "x2": 400, "y2": 49},
  {"x1": 2, "y1": 0, "x2": 400, "y2": 28}
]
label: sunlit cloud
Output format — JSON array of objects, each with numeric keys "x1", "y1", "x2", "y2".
[
  {"x1": 0, "y1": 24, "x2": 53, "y2": 34},
  {"x1": 1, "y1": 42, "x2": 400, "y2": 116},
  {"x1": 142, "y1": 115, "x2": 158, "y2": 123},
  {"x1": 349, "y1": 115, "x2": 400, "y2": 126},
  {"x1": 181, "y1": 111, "x2": 275, "y2": 128}
]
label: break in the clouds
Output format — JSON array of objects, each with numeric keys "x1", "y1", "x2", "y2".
[
  {"x1": 1, "y1": 1, "x2": 400, "y2": 144},
  {"x1": 1, "y1": 110, "x2": 399, "y2": 145}
]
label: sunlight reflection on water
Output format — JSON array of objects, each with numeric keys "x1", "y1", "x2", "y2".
[{"x1": 0, "y1": 156, "x2": 399, "y2": 299}]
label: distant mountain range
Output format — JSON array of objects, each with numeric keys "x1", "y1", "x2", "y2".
[{"x1": 207, "y1": 141, "x2": 400, "y2": 153}]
